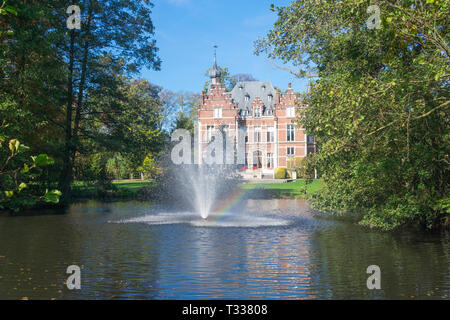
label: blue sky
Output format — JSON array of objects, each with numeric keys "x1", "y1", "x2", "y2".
[{"x1": 142, "y1": 0, "x2": 308, "y2": 94}]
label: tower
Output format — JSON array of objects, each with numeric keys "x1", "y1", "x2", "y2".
[{"x1": 208, "y1": 45, "x2": 221, "y2": 86}]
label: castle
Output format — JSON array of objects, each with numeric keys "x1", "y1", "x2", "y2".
[{"x1": 197, "y1": 54, "x2": 316, "y2": 178}]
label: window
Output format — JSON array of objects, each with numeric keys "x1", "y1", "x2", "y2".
[
  {"x1": 287, "y1": 124, "x2": 295, "y2": 141},
  {"x1": 206, "y1": 125, "x2": 214, "y2": 142},
  {"x1": 245, "y1": 153, "x2": 248, "y2": 166},
  {"x1": 214, "y1": 107, "x2": 222, "y2": 118},
  {"x1": 286, "y1": 106, "x2": 295, "y2": 117},
  {"x1": 307, "y1": 135, "x2": 314, "y2": 144},
  {"x1": 254, "y1": 108, "x2": 261, "y2": 118},
  {"x1": 268, "y1": 94, "x2": 273, "y2": 102},
  {"x1": 221, "y1": 125, "x2": 229, "y2": 139},
  {"x1": 240, "y1": 109, "x2": 248, "y2": 117},
  {"x1": 267, "y1": 153, "x2": 274, "y2": 168},
  {"x1": 287, "y1": 147, "x2": 294, "y2": 157},
  {"x1": 254, "y1": 126, "x2": 261, "y2": 143},
  {"x1": 242, "y1": 126, "x2": 248, "y2": 143},
  {"x1": 253, "y1": 151, "x2": 262, "y2": 168},
  {"x1": 267, "y1": 126, "x2": 274, "y2": 143}
]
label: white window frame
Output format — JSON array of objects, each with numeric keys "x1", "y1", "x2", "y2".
[
  {"x1": 267, "y1": 153, "x2": 274, "y2": 168},
  {"x1": 286, "y1": 106, "x2": 295, "y2": 117},
  {"x1": 287, "y1": 147, "x2": 295, "y2": 157},
  {"x1": 267, "y1": 126, "x2": 274, "y2": 143},
  {"x1": 206, "y1": 125, "x2": 214, "y2": 142},
  {"x1": 213, "y1": 107, "x2": 222, "y2": 118},
  {"x1": 287, "y1": 124, "x2": 295, "y2": 142},
  {"x1": 254, "y1": 126, "x2": 262, "y2": 143}
]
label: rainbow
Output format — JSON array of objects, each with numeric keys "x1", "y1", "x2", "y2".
[{"x1": 207, "y1": 184, "x2": 259, "y2": 222}]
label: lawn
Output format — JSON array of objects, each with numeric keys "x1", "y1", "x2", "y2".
[
  {"x1": 70, "y1": 180, "x2": 155, "y2": 199},
  {"x1": 240, "y1": 179, "x2": 324, "y2": 198},
  {"x1": 70, "y1": 179, "x2": 323, "y2": 200},
  {"x1": 113, "y1": 180, "x2": 155, "y2": 193}
]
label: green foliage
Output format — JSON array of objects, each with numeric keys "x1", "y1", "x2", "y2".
[
  {"x1": 106, "y1": 154, "x2": 133, "y2": 180},
  {"x1": 258, "y1": 0, "x2": 449, "y2": 230},
  {"x1": 1, "y1": 0, "x2": 164, "y2": 210},
  {"x1": 137, "y1": 153, "x2": 161, "y2": 180},
  {"x1": 0, "y1": 134, "x2": 61, "y2": 211},
  {"x1": 274, "y1": 168, "x2": 287, "y2": 179},
  {"x1": 203, "y1": 66, "x2": 235, "y2": 92},
  {"x1": 172, "y1": 111, "x2": 195, "y2": 134},
  {"x1": 294, "y1": 154, "x2": 317, "y2": 179}
]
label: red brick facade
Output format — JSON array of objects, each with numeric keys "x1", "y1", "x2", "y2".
[{"x1": 197, "y1": 60, "x2": 314, "y2": 178}]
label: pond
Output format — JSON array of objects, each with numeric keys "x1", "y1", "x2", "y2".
[{"x1": 0, "y1": 199, "x2": 448, "y2": 299}]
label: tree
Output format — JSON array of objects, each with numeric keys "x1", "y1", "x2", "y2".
[
  {"x1": 256, "y1": 0, "x2": 449, "y2": 230},
  {"x1": 231, "y1": 73, "x2": 258, "y2": 83},
  {"x1": 58, "y1": 0, "x2": 161, "y2": 200},
  {"x1": 203, "y1": 65, "x2": 258, "y2": 92},
  {"x1": 74, "y1": 74, "x2": 165, "y2": 182},
  {"x1": 160, "y1": 90, "x2": 200, "y2": 131},
  {"x1": 203, "y1": 66, "x2": 235, "y2": 92}
]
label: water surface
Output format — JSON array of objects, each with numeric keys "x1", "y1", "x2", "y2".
[{"x1": 0, "y1": 199, "x2": 448, "y2": 299}]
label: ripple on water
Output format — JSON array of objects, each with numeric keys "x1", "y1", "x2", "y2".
[{"x1": 110, "y1": 211, "x2": 292, "y2": 228}]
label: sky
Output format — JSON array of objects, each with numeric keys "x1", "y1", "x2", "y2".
[{"x1": 142, "y1": 0, "x2": 308, "y2": 94}]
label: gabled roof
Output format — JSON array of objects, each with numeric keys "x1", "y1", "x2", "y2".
[{"x1": 230, "y1": 81, "x2": 276, "y2": 111}]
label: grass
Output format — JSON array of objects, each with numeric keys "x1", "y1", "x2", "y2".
[
  {"x1": 70, "y1": 180, "x2": 154, "y2": 200},
  {"x1": 240, "y1": 179, "x2": 324, "y2": 198},
  {"x1": 70, "y1": 179, "x2": 323, "y2": 201},
  {"x1": 113, "y1": 180, "x2": 154, "y2": 193}
]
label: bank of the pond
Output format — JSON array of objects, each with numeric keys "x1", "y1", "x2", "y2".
[
  {"x1": 70, "y1": 179, "x2": 325, "y2": 201},
  {"x1": 240, "y1": 179, "x2": 324, "y2": 199},
  {"x1": 70, "y1": 180, "x2": 155, "y2": 200}
]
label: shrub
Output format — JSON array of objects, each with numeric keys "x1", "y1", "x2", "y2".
[
  {"x1": 274, "y1": 168, "x2": 286, "y2": 179},
  {"x1": 296, "y1": 154, "x2": 317, "y2": 179}
]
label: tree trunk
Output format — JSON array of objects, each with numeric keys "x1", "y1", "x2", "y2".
[
  {"x1": 73, "y1": 1, "x2": 92, "y2": 144},
  {"x1": 58, "y1": 29, "x2": 76, "y2": 201}
]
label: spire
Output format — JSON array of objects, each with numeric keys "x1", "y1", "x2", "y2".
[{"x1": 209, "y1": 45, "x2": 221, "y2": 85}]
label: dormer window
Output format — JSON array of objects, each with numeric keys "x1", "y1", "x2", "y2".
[
  {"x1": 261, "y1": 85, "x2": 266, "y2": 90},
  {"x1": 254, "y1": 108, "x2": 261, "y2": 118},
  {"x1": 268, "y1": 94, "x2": 273, "y2": 102},
  {"x1": 244, "y1": 94, "x2": 250, "y2": 102}
]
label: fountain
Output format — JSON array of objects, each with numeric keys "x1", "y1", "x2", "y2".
[{"x1": 113, "y1": 164, "x2": 291, "y2": 228}]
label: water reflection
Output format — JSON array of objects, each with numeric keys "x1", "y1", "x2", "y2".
[{"x1": 0, "y1": 199, "x2": 448, "y2": 299}]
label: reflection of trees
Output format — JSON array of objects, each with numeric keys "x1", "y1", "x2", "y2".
[
  {"x1": 308, "y1": 224, "x2": 450, "y2": 299},
  {"x1": 0, "y1": 207, "x2": 83, "y2": 299},
  {"x1": 72, "y1": 201, "x2": 161, "y2": 299},
  {"x1": 0, "y1": 201, "x2": 162, "y2": 299}
]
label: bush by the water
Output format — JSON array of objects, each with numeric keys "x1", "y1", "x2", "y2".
[{"x1": 274, "y1": 168, "x2": 286, "y2": 179}]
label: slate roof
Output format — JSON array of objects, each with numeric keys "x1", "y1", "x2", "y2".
[{"x1": 231, "y1": 81, "x2": 277, "y2": 116}]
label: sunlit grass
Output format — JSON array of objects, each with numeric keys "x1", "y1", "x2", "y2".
[{"x1": 240, "y1": 179, "x2": 324, "y2": 198}]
